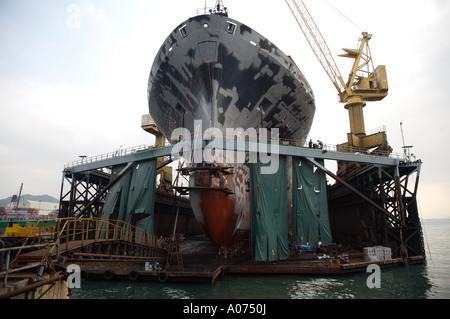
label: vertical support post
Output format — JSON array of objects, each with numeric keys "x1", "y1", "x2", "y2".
[
  {"x1": 59, "y1": 171, "x2": 66, "y2": 218},
  {"x1": 69, "y1": 173, "x2": 76, "y2": 218},
  {"x1": 394, "y1": 164, "x2": 409, "y2": 266},
  {"x1": 346, "y1": 100, "x2": 366, "y2": 136},
  {"x1": 394, "y1": 165, "x2": 406, "y2": 227}
]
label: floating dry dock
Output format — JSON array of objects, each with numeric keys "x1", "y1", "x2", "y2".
[
  {"x1": 2, "y1": 139, "x2": 423, "y2": 297},
  {"x1": 45, "y1": 138, "x2": 425, "y2": 285}
]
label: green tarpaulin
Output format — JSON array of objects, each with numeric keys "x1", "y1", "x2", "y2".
[
  {"x1": 101, "y1": 164, "x2": 132, "y2": 222},
  {"x1": 250, "y1": 156, "x2": 290, "y2": 261},
  {"x1": 101, "y1": 160, "x2": 157, "y2": 236},
  {"x1": 292, "y1": 157, "x2": 332, "y2": 247},
  {"x1": 125, "y1": 161, "x2": 157, "y2": 234}
]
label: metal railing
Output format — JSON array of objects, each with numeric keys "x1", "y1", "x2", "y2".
[
  {"x1": 64, "y1": 144, "x2": 150, "y2": 169},
  {"x1": 1, "y1": 217, "x2": 157, "y2": 285},
  {"x1": 0, "y1": 242, "x2": 58, "y2": 288},
  {"x1": 50, "y1": 218, "x2": 158, "y2": 254},
  {"x1": 64, "y1": 138, "x2": 404, "y2": 169},
  {"x1": 63, "y1": 125, "x2": 410, "y2": 171}
]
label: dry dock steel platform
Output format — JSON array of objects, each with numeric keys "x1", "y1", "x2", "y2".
[{"x1": 55, "y1": 138, "x2": 424, "y2": 283}]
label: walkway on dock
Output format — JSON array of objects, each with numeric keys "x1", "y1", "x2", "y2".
[{"x1": 7, "y1": 217, "x2": 167, "y2": 265}]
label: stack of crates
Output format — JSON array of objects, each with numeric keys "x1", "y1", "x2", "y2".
[
  {"x1": 364, "y1": 247, "x2": 377, "y2": 261},
  {"x1": 364, "y1": 246, "x2": 392, "y2": 261},
  {"x1": 384, "y1": 247, "x2": 392, "y2": 260}
]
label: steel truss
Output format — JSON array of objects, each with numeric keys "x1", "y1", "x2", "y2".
[
  {"x1": 327, "y1": 161, "x2": 424, "y2": 260},
  {"x1": 59, "y1": 169, "x2": 110, "y2": 218}
]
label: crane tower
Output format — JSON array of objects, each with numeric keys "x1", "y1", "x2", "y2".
[{"x1": 285, "y1": 0, "x2": 390, "y2": 163}]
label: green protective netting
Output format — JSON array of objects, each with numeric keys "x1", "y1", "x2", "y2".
[
  {"x1": 250, "y1": 156, "x2": 290, "y2": 261},
  {"x1": 292, "y1": 157, "x2": 332, "y2": 247},
  {"x1": 98, "y1": 164, "x2": 131, "y2": 239},
  {"x1": 101, "y1": 160, "x2": 157, "y2": 237},
  {"x1": 125, "y1": 160, "x2": 157, "y2": 235},
  {"x1": 101, "y1": 164, "x2": 132, "y2": 221}
]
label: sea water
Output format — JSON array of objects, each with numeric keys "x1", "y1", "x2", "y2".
[{"x1": 71, "y1": 219, "x2": 450, "y2": 299}]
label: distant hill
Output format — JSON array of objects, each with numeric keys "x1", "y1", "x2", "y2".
[{"x1": 0, "y1": 194, "x2": 59, "y2": 207}]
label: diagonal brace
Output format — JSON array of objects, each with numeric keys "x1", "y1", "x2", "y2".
[{"x1": 304, "y1": 157, "x2": 404, "y2": 227}]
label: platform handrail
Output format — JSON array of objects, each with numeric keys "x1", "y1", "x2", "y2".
[
  {"x1": 3, "y1": 217, "x2": 157, "y2": 264},
  {"x1": 50, "y1": 217, "x2": 157, "y2": 255},
  {"x1": 64, "y1": 144, "x2": 150, "y2": 169},
  {"x1": 63, "y1": 134, "x2": 406, "y2": 171}
]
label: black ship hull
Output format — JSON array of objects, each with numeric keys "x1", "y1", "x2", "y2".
[{"x1": 148, "y1": 12, "x2": 315, "y2": 247}]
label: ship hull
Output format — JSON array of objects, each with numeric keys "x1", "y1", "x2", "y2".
[{"x1": 148, "y1": 13, "x2": 315, "y2": 247}]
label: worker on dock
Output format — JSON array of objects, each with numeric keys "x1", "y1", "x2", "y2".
[{"x1": 317, "y1": 140, "x2": 323, "y2": 149}]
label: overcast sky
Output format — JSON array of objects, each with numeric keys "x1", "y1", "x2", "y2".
[{"x1": 0, "y1": 0, "x2": 449, "y2": 219}]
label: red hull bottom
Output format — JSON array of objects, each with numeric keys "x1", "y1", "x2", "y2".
[
  {"x1": 188, "y1": 160, "x2": 251, "y2": 247},
  {"x1": 194, "y1": 189, "x2": 238, "y2": 247}
]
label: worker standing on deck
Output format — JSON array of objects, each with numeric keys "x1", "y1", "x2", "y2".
[{"x1": 317, "y1": 140, "x2": 323, "y2": 149}]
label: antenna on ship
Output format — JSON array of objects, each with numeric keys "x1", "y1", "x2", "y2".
[{"x1": 212, "y1": 0, "x2": 228, "y2": 16}]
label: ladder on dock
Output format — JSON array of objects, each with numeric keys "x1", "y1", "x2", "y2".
[{"x1": 165, "y1": 235, "x2": 184, "y2": 272}]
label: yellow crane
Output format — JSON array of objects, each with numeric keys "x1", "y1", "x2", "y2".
[
  {"x1": 285, "y1": 0, "x2": 389, "y2": 154},
  {"x1": 141, "y1": 114, "x2": 173, "y2": 192}
]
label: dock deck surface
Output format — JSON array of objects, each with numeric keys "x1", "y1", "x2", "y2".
[{"x1": 61, "y1": 236, "x2": 424, "y2": 283}]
